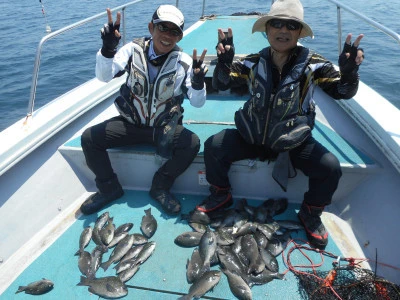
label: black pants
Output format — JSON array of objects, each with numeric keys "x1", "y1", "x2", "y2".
[
  {"x1": 81, "y1": 116, "x2": 200, "y2": 191},
  {"x1": 204, "y1": 129, "x2": 342, "y2": 207}
]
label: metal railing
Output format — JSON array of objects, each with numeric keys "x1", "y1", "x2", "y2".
[
  {"x1": 27, "y1": 0, "x2": 144, "y2": 118},
  {"x1": 327, "y1": 0, "x2": 400, "y2": 55}
]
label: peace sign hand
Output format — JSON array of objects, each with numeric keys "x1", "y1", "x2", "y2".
[
  {"x1": 100, "y1": 8, "x2": 122, "y2": 58},
  {"x1": 191, "y1": 48, "x2": 208, "y2": 90},
  {"x1": 339, "y1": 33, "x2": 364, "y2": 74},
  {"x1": 216, "y1": 28, "x2": 234, "y2": 64}
]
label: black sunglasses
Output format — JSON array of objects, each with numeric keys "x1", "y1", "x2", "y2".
[
  {"x1": 268, "y1": 19, "x2": 302, "y2": 31},
  {"x1": 155, "y1": 23, "x2": 182, "y2": 37}
]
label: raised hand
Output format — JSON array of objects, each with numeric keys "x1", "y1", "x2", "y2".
[
  {"x1": 339, "y1": 33, "x2": 364, "y2": 74},
  {"x1": 216, "y1": 28, "x2": 234, "y2": 64},
  {"x1": 191, "y1": 48, "x2": 208, "y2": 90},
  {"x1": 101, "y1": 8, "x2": 122, "y2": 58}
]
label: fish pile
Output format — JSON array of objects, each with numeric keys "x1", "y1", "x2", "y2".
[
  {"x1": 75, "y1": 208, "x2": 157, "y2": 298},
  {"x1": 176, "y1": 197, "x2": 304, "y2": 300}
]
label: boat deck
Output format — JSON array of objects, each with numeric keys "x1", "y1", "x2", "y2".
[{"x1": 2, "y1": 191, "x2": 347, "y2": 299}]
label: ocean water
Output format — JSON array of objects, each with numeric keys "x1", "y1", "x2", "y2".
[{"x1": 0, "y1": 0, "x2": 399, "y2": 132}]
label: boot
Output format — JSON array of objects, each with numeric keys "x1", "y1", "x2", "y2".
[
  {"x1": 196, "y1": 185, "x2": 233, "y2": 213},
  {"x1": 149, "y1": 171, "x2": 181, "y2": 215},
  {"x1": 298, "y1": 202, "x2": 328, "y2": 249},
  {"x1": 80, "y1": 176, "x2": 124, "y2": 215}
]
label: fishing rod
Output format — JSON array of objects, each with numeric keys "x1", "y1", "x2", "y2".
[{"x1": 39, "y1": 0, "x2": 51, "y2": 33}]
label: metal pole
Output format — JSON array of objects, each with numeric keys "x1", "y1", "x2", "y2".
[{"x1": 337, "y1": 6, "x2": 342, "y2": 55}]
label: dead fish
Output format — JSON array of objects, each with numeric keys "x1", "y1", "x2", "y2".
[
  {"x1": 221, "y1": 268, "x2": 252, "y2": 300},
  {"x1": 216, "y1": 227, "x2": 235, "y2": 246},
  {"x1": 75, "y1": 226, "x2": 92, "y2": 256},
  {"x1": 241, "y1": 234, "x2": 265, "y2": 274},
  {"x1": 216, "y1": 246, "x2": 246, "y2": 277},
  {"x1": 256, "y1": 223, "x2": 276, "y2": 240},
  {"x1": 181, "y1": 209, "x2": 210, "y2": 225},
  {"x1": 133, "y1": 241, "x2": 156, "y2": 265},
  {"x1": 101, "y1": 234, "x2": 135, "y2": 271},
  {"x1": 186, "y1": 248, "x2": 203, "y2": 284},
  {"x1": 114, "y1": 222, "x2": 134, "y2": 236},
  {"x1": 266, "y1": 231, "x2": 292, "y2": 257},
  {"x1": 77, "y1": 275, "x2": 128, "y2": 298},
  {"x1": 232, "y1": 221, "x2": 258, "y2": 238},
  {"x1": 175, "y1": 231, "x2": 204, "y2": 247},
  {"x1": 189, "y1": 222, "x2": 207, "y2": 233},
  {"x1": 117, "y1": 244, "x2": 145, "y2": 266},
  {"x1": 178, "y1": 270, "x2": 221, "y2": 300},
  {"x1": 140, "y1": 208, "x2": 157, "y2": 239},
  {"x1": 78, "y1": 251, "x2": 92, "y2": 278},
  {"x1": 132, "y1": 233, "x2": 148, "y2": 245},
  {"x1": 118, "y1": 264, "x2": 140, "y2": 283},
  {"x1": 100, "y1": 217, "x2": 115, "y2": 246},
  {"x1": 243, "y1": 268, "x2": 285, "y2": 287},
  {"x1": 107, "y1": 232, "x2": 129, "y2": 248},
  {"x1": 92, "y1": 212, "x2": 109, "y2": 246},
  {"x1": 198, "y1": 227, "x2": 217, "y2": 273},
  {"x1": 254, "y1": 230, "x2": 269, "y2": 249},
  {"x1": 259, "y1": 247, "x2": 279, "y2": 273},
  {"x1": 90, "y1": 245, "x2": 108, "y2": 278},
  {"x1": 15, "y1": 278, "x2": 54, "y2": 295}
]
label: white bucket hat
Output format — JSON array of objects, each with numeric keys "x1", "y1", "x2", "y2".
[
  {"x1": 152, "y1": 5, "x2": 184, "y2": 33},
  {"x1": 252, "y1": 0, "x2": 314, "y2": 38}
]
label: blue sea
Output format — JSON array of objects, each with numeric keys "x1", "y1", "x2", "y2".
[{"x1": 1, "y1": 0, "x2": 399, "y2": 132}]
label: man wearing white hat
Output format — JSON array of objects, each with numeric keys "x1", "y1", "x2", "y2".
[
  {"x1": 80, "y1": 5, "x2": 208, "y2": 216},
  {"x1": 198, "y1": 0, "x2": 364, "y2": 249}
]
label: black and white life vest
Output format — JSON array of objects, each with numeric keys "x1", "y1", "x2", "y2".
[
  {"x1": 234, "y1": 46, "x2": 314, "y2": 152},
  {"x1": 115, "y1": 38, "x2": 185, "y2": 127}
]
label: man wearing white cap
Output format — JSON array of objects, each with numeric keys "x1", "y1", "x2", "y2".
[
  {"x1": 80, "y1": 5, "x2": 208, "y2": 216},
  {"x1": 198, "y1": 0, "x2": 364, "y2": 249}
]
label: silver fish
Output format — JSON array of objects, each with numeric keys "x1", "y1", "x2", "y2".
[
  {"x1": 117, "y1": 244, "x2": 145, "y2": 266},
  {"x1": 198, "y1": 227, "x2": 217, "y2": 273},
  {"x1": 178, "y1": 270, "x2": 221, "y2": 300},
  {"x1": 140, "y1": 208, "x2": 157, "y2": 238},
  {"x1": 259, "y1": 247, "x2": 279, "y2": 273},
  {"x1": 221, "y1": 268, "x2": 252, "y2": 300},
  {"x1": 175, "y1": 231, "x2": 203, "y2": 247},
  {"x1": 101, "y1": 234, "x2": 135, "y2": 271},
  {"x1": 89, "y1": 245, "x2": 108, "y2": 278},
  {"x1": 107, "y1": 232, "x2": 129, "y2": 248},
  {"x1": 133, "y1": 241, "x2": 156, "y2": 265},
  {"x1": 77, "y1": 275, "x2": 128, "y2": 298},
  {"x1": 232, "y1": 222, "x2": 257, "y2": 238},
  {"x1": 114, "y1": 222, "x2": 134, "y2": 236},
  {"x1": 15, "y1": 278, "x2": 54, "y2": 295},
  {"x1": 75, "y1": 226, "x2": 92, "y2": 256},
  {"x1": 92, "y1": 212, "x2": 109, "y2": 246},
  {"x1": 132, "y1": 233, "x2": 148, "y2": 245}
]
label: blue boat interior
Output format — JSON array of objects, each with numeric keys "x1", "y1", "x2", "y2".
[{"x1": 2, "y1": 15, "x2": 376, "y2": 299}]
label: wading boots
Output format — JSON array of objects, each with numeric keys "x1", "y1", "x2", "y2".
[
  {"x1": 196, "y1": 185, "x2": 233, "y2": 213},
  {"x1": 80, "y1": 177, "x2": 124, "y2": 215},
  {"x1": 298, "y1": 202, "x2": 328, "y2": 249}
]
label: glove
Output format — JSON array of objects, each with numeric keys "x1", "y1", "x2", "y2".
[
  {"x1": 217, "y1": 35, "x2": 235, "y2": 64},
  {"x1": 100, "y1": 21, "x2": 121, "y2": 58},
  {"x1": 338, "y1": 42, "x2": 364, "y2": 75},
  {"x1": 191, "y1": 58, "x2": 208, "y2": 90}
]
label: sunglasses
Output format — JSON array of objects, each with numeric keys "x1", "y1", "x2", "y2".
[
  {"x1": 155, "y1": 23, "x2": 182, "y2": 37},
  {"x1": 268, "y1": 19, "x2": 302, "y2": 31}
]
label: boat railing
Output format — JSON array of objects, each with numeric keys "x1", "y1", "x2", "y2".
[
  {"x1": 27, "y1": 0, "x2": 144, "y2": 119},
  {"x1": 326, "y1": 0, "x2": 400, "y2": 55}
]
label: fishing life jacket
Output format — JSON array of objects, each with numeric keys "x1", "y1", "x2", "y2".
[
  {"x1": 234, "y1": 46, "x2": 314, "y2": 152},
  {"x1": 114, "y1": 38, "x2": 185, "y2": 127}
]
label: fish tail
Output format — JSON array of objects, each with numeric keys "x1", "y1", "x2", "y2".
[
  {"x1": 77, "y1": 276, "x2": 89, "y2": 286},
  {"x1": 15, "y1": 286, "x2": 26, "y2": 294},
  {"x1": 101, "y1": 260, "x2": 112, "y2": 271},
  {"x1": 74, "y1": 249, "x2": 81, "y2": 256}
]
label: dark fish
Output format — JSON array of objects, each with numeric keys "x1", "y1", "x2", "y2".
[
  {"x1": 133, "y1": 241, "x2": 156, "y2": 265},
  {"x1": 181, "y1": 209, "x2": 211, "y2": 225},
  {"x1": 198, "y1": 227, "x2": 217, "y2": 273},
  {"x1": 276, "y1": 220, "x2": 304, "y2": 231},
  {"x1": 175, "y1": 231, "x2": 203, "y2": 247},
  {"x1": 15, "y1": 278, "x2": 54, "y2": 295},
  {"x1": 118, "y1": 264, "x2": 140, "y2": 283},
  {"x1": 132, "y1": 233, "x2": 148, "y2": 245},
  {"x1": 107, "y1": 232, "x2": 129, "y2": 248},
  {"x1": 114, "y1": 257, "x2": 138, "y2": 274},
  {"x1": 216, "y1": 227, "x2": 235, "y2": 246},
  {"x1": 266, "y1": 231, "x2": 292, "y2": 257},
  {"x1": 101, "y1": 234, "x2": 135, "y2": 271},
  {"x1": 186, "y1": 248, "x2": 203, "y2": 284},
  {"x1": 221, "y1": 268, "x2": 252, "y2": 300},
  {"x1": 259, "y1": 247, "x2": 279, "y2": 273},
  {"x1": 243, "y1": 268, "x2": 285, "y2": 287},
  {"x1": 114, "y1": 222, "x2": 134, "y2": 236},
  {"x1": 77, "y1": 275, "x2": 128, "y2": 298},
  {"x1": 189, "y1": 222, "x2": 207, "y2": 233},
  {"x1": 140, "y1": 208, "x2": 157, "y2": 238},
  {"x1": 89, "y1": 245, "x2": 108, "y2": 278},
  {"x1": 100, "y1": 217, "x2": 115, "y2": 246},
  {"x1": 92, "y1": 212, "x2": 109, "y2": 246},
  {"x1": 75, "y1": 226, "x2": 92, "y2": 256},
  {"x1": 254, "y1": 230, "x2": 269, "y2": 249},
  {"x1": 241, "y1": 234, "x2": 265, "y2": 274},
  {"x1": 256, "y1": 223, "x2": 276, "y2": 240},
  {"x1": 117, "y1": 244, "x2": 145, "y2": 266},
  {"x1": 178, "y1": 270, "x2": 221, "y2": 300},
  {"x1": 232, "y1": 222, "x2": 257, "y2": 238},
  {"x1": 216, "y1": 246, "x2": 246, "y2": 276},
  {"x1": 78, "y1": 251, "x2": 92, "y2": 278}
]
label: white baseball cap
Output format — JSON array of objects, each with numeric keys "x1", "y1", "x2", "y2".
[{"x1": 152, "y1": 5, "x2": 184, "y2": 33}]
